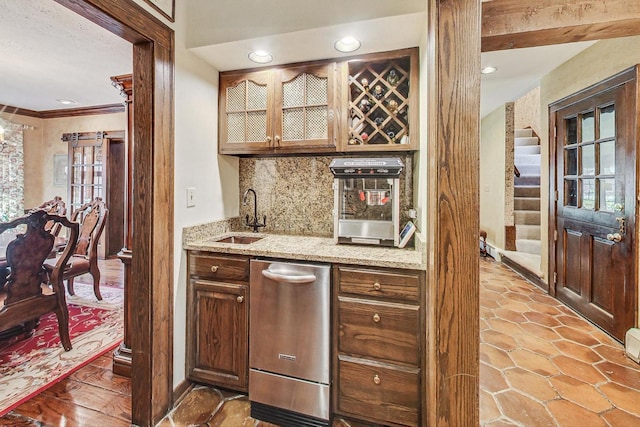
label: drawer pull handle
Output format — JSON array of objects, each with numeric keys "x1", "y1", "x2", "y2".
[
  {"x1": 210, "y1": 265, "x2": 219, "y2": 273},
  {"x1": 236, "y1": 296, "x2": 244, "y2": 303},
  {"x1": 373, "y1": 313, "x2": 381, "y2": 323},
  {"x1": 373, "y1": 374, "x2": 381, "y2": 385},
  {"x1": 373, "y1": 282, "x2": 381, "y2": 291}
]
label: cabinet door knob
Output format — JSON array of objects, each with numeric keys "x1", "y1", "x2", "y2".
[
  {"x1": 266, "y1": 136, "x2": 272, "y2": 145},
  {"x1": 373, "y1": 282, "x2": 381, "y2": 291},
  {"x1": 373, "y1": 313, "x2": 381, "y2": 323},
  {"x1": 210, "y1": 265, "x2": 219, "y2": 273},
  {"x1": 373, "y1": 374, "x2": 381, "y2": 385},
  {"x1": 237, "y1": 296, "x2": 244, "y2": 303},
  {"x1": 275, "y1": 135, "x2": 281, "y2": 146}
]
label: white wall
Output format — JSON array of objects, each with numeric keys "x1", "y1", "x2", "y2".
[
  {"x1": 170, "y1": 1, "x2": 239, "y2": 387},
  {"x1": 480, "y1": 106, "x2": 506, "y2": 251}
]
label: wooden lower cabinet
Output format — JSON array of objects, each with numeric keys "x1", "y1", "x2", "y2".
[
  {"x1": 184, "y1": 252, "x2": 425, "y2": 424},
  {"x1": 186, "y1": 252, "x2": 250, "y2": 392},
  {"x1": 333, "y1": 265, "x2": 424, "y2": 426}
]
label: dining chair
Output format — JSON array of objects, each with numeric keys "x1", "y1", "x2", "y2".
[
  {"x1": 45, "y1": 197, "x2": 108, "y2": 301},
  {"x1": 0, "y1": 210, "x2": 79, "y2": 350}
]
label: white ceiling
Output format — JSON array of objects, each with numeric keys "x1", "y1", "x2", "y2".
[
  {"x1": 0, "y1": 0, "x2": 132, "y2": 112},
  {"x1": 0, "y1": 0, "x2": 597, "y2": 118}
]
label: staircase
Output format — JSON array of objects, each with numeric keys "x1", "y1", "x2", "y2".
[{"x1": 508, "y1": 128, "x2": 542, "y2": 275}]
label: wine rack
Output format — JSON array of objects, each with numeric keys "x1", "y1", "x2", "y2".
[{"x1": 347, "y1": 55, "x2": 413, "y2": 148}]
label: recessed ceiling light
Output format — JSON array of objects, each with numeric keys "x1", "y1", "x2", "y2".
[
  {"x1": 248, "y1": 50, "x2": 273, "y2": 64},
  {"x1": 57, "y1": 98, "x2": 77, "y2": 105},
  {"x1": 334, "y1": 36, "x2": 361, "y2": 53},
  {"x1": 481, "y1": 66, "x2": 497, "y2": 75}
]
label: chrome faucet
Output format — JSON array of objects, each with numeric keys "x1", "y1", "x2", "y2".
[{"x1": 243, "y1": 188, "x2": 266, "y2": 233}]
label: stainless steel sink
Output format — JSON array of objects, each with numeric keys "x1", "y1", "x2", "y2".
[{"x1": 215, "y1": 235, "x2": 263, "y2": 244}]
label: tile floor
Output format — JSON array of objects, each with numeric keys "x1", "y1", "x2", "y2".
[
  {"x1": 480, "y1": 257, "x2": 640, "y2": 427},
  {"x1": 158, "y1": 257, "x2": 640, "y2": 426}
]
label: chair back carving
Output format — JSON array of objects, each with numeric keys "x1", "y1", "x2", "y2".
[
  {"x1": 34, "y1": 196, "x2": 67, "y2": 236},
  {"x1": 0, "y1": 210, "x2": 79, "y2": 350},
  {"x1": 71, "y1": 198, "x2": 108, "y2": 258}
]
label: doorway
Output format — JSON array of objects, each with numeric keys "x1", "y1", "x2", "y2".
[{"x1": 549, "y1": 66, "x2": 638, "y2": 342}]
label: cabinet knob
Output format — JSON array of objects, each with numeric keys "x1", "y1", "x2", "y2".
[
  {"x1": 373, "y1": 374, "x2": 381, "y2": 385},
  {"x1": 373, "y1": 313, "x2": 381, "y2": 323},
  {"x1": 210, "y1": 265, "x2": 219, "y2": 273},
  {"x1": 373, "y1": 282, "x2": 381, "y2": 291},
  {"x1": 236, "y1": 296, "x2": 244, "y2": 303},
  {"x1": 275, "y1": 135, "x2": 281, "y2": 146},
  {"x1": 266, "y1": 136, "x2": 272, "y2": 145}
]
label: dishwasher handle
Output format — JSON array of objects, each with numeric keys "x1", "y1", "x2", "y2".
[{"x1": 261, "y1": 268, "x2": 316, "y2": 284}]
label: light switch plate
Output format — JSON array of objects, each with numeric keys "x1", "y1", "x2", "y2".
[{"x1": 186, "y1": 187, "x2": 196, "y2": 207}]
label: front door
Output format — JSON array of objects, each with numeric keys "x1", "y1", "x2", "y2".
[{"x1": 550, "y1": 67, "x2": 637, "y2": 342}]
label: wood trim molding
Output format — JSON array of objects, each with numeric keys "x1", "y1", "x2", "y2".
[
  {"x1": 55, "y1": 1, "x2": 175, "y2": 426},
  {"x1": 0, "y1": 103, "x2": 124, "y2": 119},
  {"x1": 426, "y1": 0, "x2": 480, "y2": 425},
  {"x1": 41, "y1": 104, "x2": 124, "y2": 118},
  {"x1": 482, "y1": 0, "x2": 640, "y2": 52},
  {"x1": 0, "y1": 104, "x2": 41, "y2": 118}
]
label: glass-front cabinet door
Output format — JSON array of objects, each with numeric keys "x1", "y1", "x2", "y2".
[
  {"x1": 275, "y1": 63, "x2": 335, "y2": 152},
  {"x1": 218, "y1": 64, "x2": 335, "y2": 155},
  {"x1": 219, "y1": 70, "x2": 273, "y2": 155}
]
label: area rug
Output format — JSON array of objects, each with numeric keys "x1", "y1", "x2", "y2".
[{"x1": 0, "y1": 282, "x2": 123, "y2": 416}]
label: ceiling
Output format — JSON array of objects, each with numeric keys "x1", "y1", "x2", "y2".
[{"x1": 0, "y1": 0, "x2": 597, "y2": 118}]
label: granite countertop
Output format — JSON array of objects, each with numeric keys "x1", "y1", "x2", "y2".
[{"x1": 183, "y1": 220, "x2": 426, "y2": 271}]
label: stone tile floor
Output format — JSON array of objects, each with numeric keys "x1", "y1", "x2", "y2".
[
  {"x1": 480, "y1": 257, "x2": 640, "y2": 426},
  {"x1": 158, "y1": 257, "x2": 640, "y2": 426}
]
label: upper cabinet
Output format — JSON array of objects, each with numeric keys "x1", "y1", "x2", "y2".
[
  {"x1": 219, "y1": 63, "x2": 337, "y2": 155},
  {"x1": 340, "y1": 48, "x2": 419, "y2": 152},
  {"x1": 218, "y1": 48, "x2": 419, "y2": 156}
]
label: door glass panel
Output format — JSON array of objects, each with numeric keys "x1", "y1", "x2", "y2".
[
  {"x1": 227, "y1": 113, "x2": 246, "y2": 143},
  {"x1": 226, "y1": 81, "x2": 246, "y2": 112},
  {"x1": 247, "y1": 81, "x2": 268, "y2": 110},
  {"x1": 599, "y1": 104, "x2": 615, "y2": 139},
  {"x1": 282, "y1": 74, "x2": 305, "y2": 108},
  {"x1": 282, "y1": 108, "x2": 304, "y2": 140},
  {"x1": 565, "y1": 148, "x2": 577, "y2": 175},
  {"x1": 581, "y1": 111, "x2": 595, "y2": 142},
  {"x1": 599, "y1": 178, "x2": 615, "y2": 212},
  {"x1": 581, "y1": 144, "x2": 595, "y2": 175},
  {"x1": 581, "y1": 179, "x2": 595, "y2": 209},
  {"x1": 565, "y1": 179, "x2": 577, "y2": 207},
  {"x1": 246, "y1": 111, "x2": 268, "y2": 142},
  {"x1": 599, "y1": 140, "x2": 615, "y2": 175},
  {"x1": 566, "y1": 117, "x2": 577, "y2": 145}
]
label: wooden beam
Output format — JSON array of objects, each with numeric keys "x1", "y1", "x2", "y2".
[
  {"x1": 482, "y1": 0, "x2": 640, "y2": 51},
  {"x1": 426, "y1": 0, "x2": 480, "y2": 425}
]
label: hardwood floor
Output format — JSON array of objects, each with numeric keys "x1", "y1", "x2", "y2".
[{"x1": 0, "y1": 258, "x2": 132, "y2": 427}]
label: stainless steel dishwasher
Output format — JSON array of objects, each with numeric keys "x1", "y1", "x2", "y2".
[{"x1": 249, "y1": 259, "x2": 330, "y2": 427}]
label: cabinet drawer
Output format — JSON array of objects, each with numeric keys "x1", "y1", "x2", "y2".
[
  {"x1": 338, "y1": 297, "x2": 419, "y2": 365},
  {"x1": 336, "y1": 358, "x2": 420, "y2": 426},
  {"x1": 336, "y1": 266, "x2": 420, "y2": 302},
  {"x1": 189, "y1": 253, "x2": 250, "y2": 282}
]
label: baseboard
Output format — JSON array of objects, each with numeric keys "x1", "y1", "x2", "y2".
[
  {"x1": 172, "y1": 379, "x2": 194, "y2": 407},
  {"x1": 479, "y1": 239, "x2": 500, "y2": 261},
  {"x1": 501, "y1": 256, "x2": 548, "y2": 292}
]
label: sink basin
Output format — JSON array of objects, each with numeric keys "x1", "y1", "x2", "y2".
[{"x1": 215, "y1": 235, "x2": 263, "y2": 244}]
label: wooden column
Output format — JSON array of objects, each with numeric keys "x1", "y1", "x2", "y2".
[
  {"x1": 58, "y1": 1, "x2": 174, "y2": 425},
  {"x1": 111, "y1": 74, "x2": 133, "y2": 377},
  {"x1": 426, "y1": 0, "x2": 480, "y2": 425}
]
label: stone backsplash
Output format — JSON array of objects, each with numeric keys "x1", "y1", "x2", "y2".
[{"x1": 238, "y1": 154, "x2": 414, "y2": 237}]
